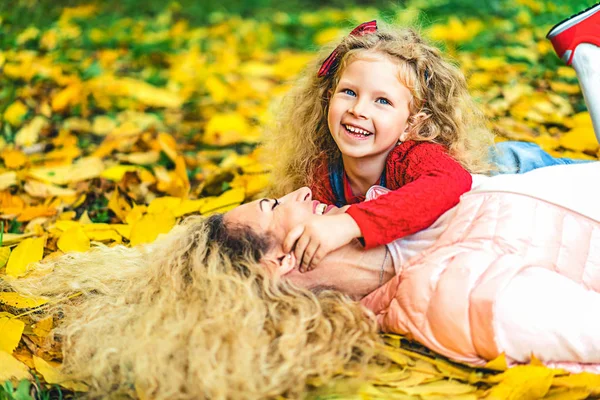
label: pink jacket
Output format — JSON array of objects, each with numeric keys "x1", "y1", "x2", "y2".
[{"x1": 361, "y1": 163, "x2": 600, "y2": 370}]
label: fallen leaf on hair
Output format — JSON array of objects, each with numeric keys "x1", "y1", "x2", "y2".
[
  {"x1": 5, "y1": 236, "x2": 46, "y2": 277},
  {"x1": 0, "y1": 351, "x2": 31, "y2": 381},
  {"x1": 0, "y1": 292, "x2": 47, "y2": 309},
  {"x1": 0, "y1": 312, "x2": 25, "y2": 353},
  {"x1": 33, "y1": 355, "x2": 88, "y2": 392},
  {"x1": 31, "y1": 316, "x2": 53, "y2": 337}
]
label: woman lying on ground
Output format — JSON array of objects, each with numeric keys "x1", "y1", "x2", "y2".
[
  {"x1": 5, "y1": 5, "x2": 600, "y2": 399},
  {"x1": 5, "y1": 161, "x2": 600, "y2": 400}
]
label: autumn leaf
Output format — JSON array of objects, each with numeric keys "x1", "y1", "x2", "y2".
[
  {"x1": 0, "y1": 312, "x2": 25, "y2": 353},
  {"x1": 33, "y1": 356, "x2": 88, "y2": 392},
  {"x1": 57, "y1": 226, "x2": 91, "y2": 253},
  {"x1": 5, "y1": 236, "x2": 46, "y2": 277},
  {"x1": 0, "y1": 293, "x2": 47, "y2": 309},
  {"x1": 486, "y1": 366, "x2": 555, "y2": 399},
  {"x1": 0, "y1": 351, "x2": 31, "y2": 381},
  {"x1": 129, "y1": 210, "x2": 176, "y2": 246}
]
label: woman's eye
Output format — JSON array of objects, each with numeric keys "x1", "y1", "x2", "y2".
[
  {"x1": 342, "y1": 89, "x2": 356, "y2": 96},
  {"x1": 376, "y1": 98, "x2": 391, "y2": 105},
  {"x1": 272, "y1": 199, "x2": 280, "y2": 210}
]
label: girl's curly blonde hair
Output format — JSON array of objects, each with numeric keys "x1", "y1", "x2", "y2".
[
  {"x1": 263, "y1": 25, "x2": 495, "y2": 197},
  {"x1": 3, "y1": 215, "x2": 380, "y2": 400}
]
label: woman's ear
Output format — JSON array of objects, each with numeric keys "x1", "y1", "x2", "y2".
[{"x1": 262, "y1": 251, "x2": 297, "y2": 276}]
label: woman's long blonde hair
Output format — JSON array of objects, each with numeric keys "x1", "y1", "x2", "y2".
[
  {"x1": 3, "y1": 215, "x2": 380, "y2": 399},
  {"x1": 263, "y1": 25, "x2": 495, "y2": 197}
]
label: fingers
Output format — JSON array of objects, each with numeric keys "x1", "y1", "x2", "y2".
[
  {"x1": 299, "y1": 242, "x2": 319, "y2": 273},
  {"x1": 283, "y1": 225, "x2": 304, "y2": 254}
]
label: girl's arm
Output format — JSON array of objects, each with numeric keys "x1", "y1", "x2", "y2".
[{"x1": 347, "y1": 142, "x2": 472, "y2": 249}]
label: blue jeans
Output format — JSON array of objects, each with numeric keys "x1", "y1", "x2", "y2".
[{"x1": 493, "y1": 141, "x2": 591, "y2": 174}]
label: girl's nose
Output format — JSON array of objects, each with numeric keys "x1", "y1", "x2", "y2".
[{"x1": 348, "y1": 99, "x2": 368, "y2": 118}]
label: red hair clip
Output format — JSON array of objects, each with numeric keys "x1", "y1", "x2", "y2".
[{"x1": 317, "y1": 20, "x2": 378, "y2": 77}]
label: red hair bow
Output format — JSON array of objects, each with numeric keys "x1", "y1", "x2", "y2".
[{"x1": 317, "y1": 20, "x2": 378, "y2": 77}]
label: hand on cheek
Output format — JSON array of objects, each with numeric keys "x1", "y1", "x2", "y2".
[{"x1": 283, "y1": 213, "x2": 362, "y2": 272}]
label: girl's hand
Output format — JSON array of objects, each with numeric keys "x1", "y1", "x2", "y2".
[{"x1": 283, "y1": 213, "x2": 362, "y2": 272}]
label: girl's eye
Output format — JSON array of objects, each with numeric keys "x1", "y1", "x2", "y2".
[
  {"x1": 342, "y1": 89, "x2": 356, "y2": 96},
  {"x1": 376, "y1": 98, "x2": 391, "y2": 105},
  {"x1": 272, "y1": 199, "x2": 280, "y2": 210}
]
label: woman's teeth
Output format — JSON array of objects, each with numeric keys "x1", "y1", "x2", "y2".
[
  {"x1": 345, "y1": 125, "x2": 372, "y2": 137},
  {"x1": 315, "y1": 203, "x2": 327, "y2": 215}
]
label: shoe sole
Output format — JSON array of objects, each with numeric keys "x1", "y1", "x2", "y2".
[{"x1": 547, "y1": 3, "x2": 600, "y2": 38}]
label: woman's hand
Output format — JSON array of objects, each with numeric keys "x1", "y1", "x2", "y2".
[{"x1": 283, "y1": 213, "x2": 362, "y2": 272}]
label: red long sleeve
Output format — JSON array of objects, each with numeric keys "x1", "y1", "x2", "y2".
[{"x1": 346, "y1": 141, "x2": 472, "y2": 249}]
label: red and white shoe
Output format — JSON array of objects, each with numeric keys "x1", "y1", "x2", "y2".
[{"x1": 547, "y1": 3, "x2": 600, "y2": 65}]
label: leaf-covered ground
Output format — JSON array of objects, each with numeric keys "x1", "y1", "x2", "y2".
[{"x1": 1, "y1": 0, "x2": 599, "y2": 398}]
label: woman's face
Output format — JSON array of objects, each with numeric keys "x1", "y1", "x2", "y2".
[{"x1": 224, "y1": 187, "x2": 338, "y2": 275}]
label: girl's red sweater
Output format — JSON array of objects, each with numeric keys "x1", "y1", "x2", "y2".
[{"x1": 310, "y1": 140, "x2": 472, "y2": 249}]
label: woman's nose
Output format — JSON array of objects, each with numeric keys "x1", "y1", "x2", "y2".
[{"x1": 280, "y1": 187, "x2": 312, "y2": 203}]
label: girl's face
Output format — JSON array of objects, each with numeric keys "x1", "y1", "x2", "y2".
[
  {"x1": 224, "y1": 187, "x2": 338, "y2": 276},
  {"x1": 327, "y1": 52, "x2": 413, "y2": 162}
]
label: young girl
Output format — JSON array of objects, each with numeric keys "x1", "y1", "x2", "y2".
[{"x1": 263, "y1": 22, "x2": 495, "y2": 271}]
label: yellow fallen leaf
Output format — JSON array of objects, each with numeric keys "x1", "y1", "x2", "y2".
[
  {"x1": 157, "y1": 132, "x2": 178, "y2": 161},
  {"x1": 204, "y1": 113, "x2": 251, "y2": 146},
  {"x1": 175, "y1": 199, "x2": 207, "y2": 217},
  {"x1": 560, "y1": 113, "x2": 598, "y2": 152},
  {"x1": 397, "y1": 379, "x2": 476, "y2": 395},
  {"x1": 51, "y1": 82, "x2": 83, "y2": 112},
  {"x1": 125, "y1": 205, "x2": 146, "y2": 225},
  {"x1": 486, "y1": 365, "x2": 554, "y2": 399},
  {"x1": 28, "y1": 156, "x2": 105, "y2": 185},
  {"x1": 0, "y1": 312, "x2": 25, "y2": 353},
  {"x1": 24, "y1": 180, "x2": 77, "y2": 198},
  {"x1": 200, "y1": 188, "x2": 245, "y2": 215},
  {"x1": 0, "y1": 171, "x2": 18, "y2": 190},
  {"x1": 552, "y1": 372, "x2": 600, "y2": 395},
  {"x1": 15, "y1": 116, "x2": 49, "y2": 147},
  {"x1": 31, "y1": 316, "x2": 53, "y2": 337},
  {"x1": 107, "y1": 190, "x2": 132, "y2": 222},
  {"x1": 174, "y1": 155, "x2": 190, "y2": 197},
  {"x1": 101, "y1": 165, "x2": 144, "y2": 181},
  {"x1": 129, "y1": 210, "x2": 176, "y2": 246},
  {"x1": 147, "y1": 196, "x2": 182, "y2": 214},
  {"x1": 484, "y1": 353, "x2": 508, "y2": 371},
  {"x1": 0, "y1": 292, "x2": 47, "y2": 308},
  {"x1": 80, "y1": 224, "x2": 123, "y2": 242},
  {"x1": 33, "y1": 355, "x2": 88, "y2": 392},
  {"x1": 3, "y1": 101, "x2": 28, "y2": 127},
  {"x1": 0, "y1": 350, "x2": 31, "y2": 381},
  {"x1": 92, "y1": 115, "x2": 117, "y2": 136},
  {"x1": 117, "y1": 151, "x2": 160, "y2": 165},
  {"x1": 542, "y1": 387, "x2": 590, "y2": 400},
  {"x1": 17, "y1": 205, "x2": 57, "y2": 222},
  {"x1": 0, "y1": 246, "x2": 11, "y2": 268},
  {"x1": 57, "y1": 226, "x2": 90, "y2": 253},
  {"x1": 1, "y1": 148, "x2": 27, "y2": 169},
  {"x1": 0, "y1": 232, "x2": 35, "y2": 246},
  {"x1": 111, "y1": 224, "x2": 131, "y2": 240},
  {"x1": 5, "y1": 236, "x2": 45, "y2": 277}
]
